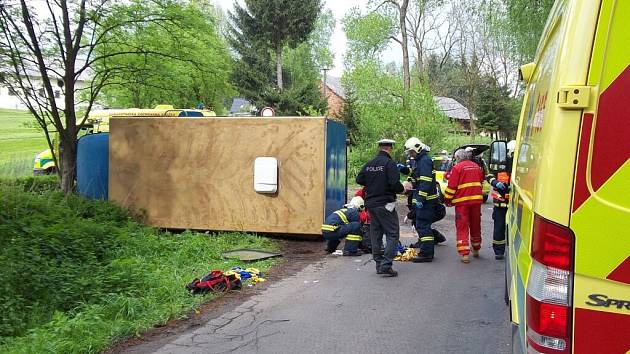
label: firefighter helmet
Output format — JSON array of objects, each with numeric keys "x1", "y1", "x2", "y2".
[
  {"x1": 346, "y1": 196, "x2": 365, "y2": 210},
  {"x1": 404, "y1": 137, "x2": 430, "y2": 153}
]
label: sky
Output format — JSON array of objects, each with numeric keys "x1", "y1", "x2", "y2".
[{"x1": 213, "y1": 0, "x2": 401, "y2": 78}]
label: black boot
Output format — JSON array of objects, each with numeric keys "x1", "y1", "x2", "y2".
[
  {"x1": 412, "y1": 254, "x2": 434, "y2": 263},
  {"x1": 432, "y1": 229, "x2": 446, "y2": 244},
  {"x1": 378, "y1": 268, "x2": 398, "y2": 277}
]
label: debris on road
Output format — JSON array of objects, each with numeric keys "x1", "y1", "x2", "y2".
[
  {"x1": 394, "y1": 247, "x2": 418, "y2": 261},
  {"x1": 186, "y1": 267, "x2": 266, "y2": 294}
]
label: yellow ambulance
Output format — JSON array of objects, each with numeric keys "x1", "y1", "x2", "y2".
[{"x1": 489, "y1": 1, "x2": 630, "y2": 353}]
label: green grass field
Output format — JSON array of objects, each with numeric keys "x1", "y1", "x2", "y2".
[{"x1": 0, "y1": 108, "x2": 49, "y2": 177}]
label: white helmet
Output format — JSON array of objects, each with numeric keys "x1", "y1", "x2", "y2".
[
  {"x1": 404, "y1": 137, "x2": 430, "y2": 153},
  {"x1": 346, "y1": 196, "x2": 365, "y2": 210},
  {"x1": 507, "y1": 140, "x2": 517, "y2": 155}
]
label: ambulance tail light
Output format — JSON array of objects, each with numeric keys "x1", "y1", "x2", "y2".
[{"x1": 526, "y1": 215, "x2": 575, "y2": 354}]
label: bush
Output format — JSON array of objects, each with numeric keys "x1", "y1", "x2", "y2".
[
  {"x1": 0, "y1": 184, "x2": 279, "y2": 353},
  {"x1": 0, "y1": 175, "x2": 59, "y2": 193}
]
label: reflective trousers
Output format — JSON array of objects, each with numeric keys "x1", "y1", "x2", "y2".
[
  {"x1": 323, "y1": 221, "x2": 362, "y2": 253},
  {"x1": 492, "y1": 207, "x2": 507, "y2": 256},
  {"x1": 455, "y1": 204, "x2": 482, "y2": 256},
  {"x1": 415, "y1": 202, "x2": 436, "y2": 256}
]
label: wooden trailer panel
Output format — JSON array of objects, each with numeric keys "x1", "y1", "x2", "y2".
[{"x1": 109, "y1": 117, "x2": 327, "y2": 235}]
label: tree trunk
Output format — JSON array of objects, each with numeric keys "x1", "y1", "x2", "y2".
[
  {"x1": 59, "y1": 134, "x2": 77, "y2": 194},
  {"x1": 62, "y1": 67, "x2": 77, "y2": 194},
  {"x1": 276, "y1": 44, "x2": 283, "y2": 91},
  {"x1": 416, "y1": 44, "x2": 424, "y2": 83},
  {"x1": 400, "y1": 0, "x2": 410, "y2": 92}
]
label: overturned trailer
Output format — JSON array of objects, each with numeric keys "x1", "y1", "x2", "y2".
[{"x1": 107, "y1": 117, "x2": 347, "y2": 236}]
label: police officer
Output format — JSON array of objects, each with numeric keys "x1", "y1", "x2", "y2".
[
  {"x1": 486, "y1": 140, "x2": 516, "y2": 260},
  {"x1": 401, "y1": 137, "x2": 439, "y2": 263},
  {"x1": 356, "y1": 139, "x2": 407, "y2": 277}
]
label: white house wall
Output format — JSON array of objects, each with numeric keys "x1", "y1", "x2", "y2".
[{"x1": 0, "y1": 77, "x2": 87, "y2": 110}]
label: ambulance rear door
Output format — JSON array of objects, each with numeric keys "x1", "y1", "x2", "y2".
[{"x1": 570, "y1": 1, "x2": 630, "y2": 353}]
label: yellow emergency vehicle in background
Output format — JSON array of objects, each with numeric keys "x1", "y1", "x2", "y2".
[
  {"x1": 432, "y1": 153, "x2": 451, "y2": 196},
  {"x1": 490, "y1": 1, "x2": 630, "y2": 353},
  {"x1": 32, "y1": 105, "x2": 216, "y2": 175}
]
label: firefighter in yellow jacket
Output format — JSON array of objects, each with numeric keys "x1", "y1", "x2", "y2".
[{"x1": 322, "y1": 197, "x2": 365, "y2": 256}]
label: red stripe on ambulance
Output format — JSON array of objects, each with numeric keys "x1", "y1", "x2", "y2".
[
  {"x1": 574, "y1": 307, "x2": 630, "y2": 354},
  {"x1": 607, "y1": 256, "x2": 630, "y2": 285},
  {"x1": 590, "y1": 65, "x2": 630, "y2": 190}
]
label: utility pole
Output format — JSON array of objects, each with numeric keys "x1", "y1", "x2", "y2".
[
  {"x1": 321, "y1": 67, "x2": 330, "y2": 100},
  {"x1": 321, "y1": 68, "x2": 330, "y2": 116}
]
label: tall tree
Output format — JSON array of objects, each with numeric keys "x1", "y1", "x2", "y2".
[
  {"x1": 504, "y1": 0, "x2": 554, "y2": 62},
  {"x1": 0, "y1": 0, "x2": 184, "y2": 193},
  {"x1": 406, "y1": 0, "x2": 441, "y2": 82},
  {"x1": 228, "y1": 6, "x2": 275, "y2": 108},
  {"x1": 451, "y1": 0, "x2": 487, "y2": 138},
  {"x1": 475, "y1": 76, "x2": 516, "y2": 138},
  {"x1": 342, "y1": 9, "x2": 451, "y2": 168},
  {"x1": 373, "y1": 0, "x2": 411, "y2": 92},
  {"x1": 229, "y1": 0, "x2": 322, "y2": 91},
  {"x1": 309, "y1": 8, "x2": 335, "y2": 70},
  {"x1": 342, "y1": 8, "x2": 395, "y2": 66},
  {"x1": 96, "y1": 2, "x2": 233, "y2": 111},
  {"x1": 228, "y1": 1, "x2": 326, "y2": 115}
]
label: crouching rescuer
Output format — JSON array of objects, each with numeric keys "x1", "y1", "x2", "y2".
[
  {"x1": 444, "y1": 148, "x2": 484, "y2": 263},
  {"x1": 322, "y1": 197, "x2": 365, "y2": 256}
]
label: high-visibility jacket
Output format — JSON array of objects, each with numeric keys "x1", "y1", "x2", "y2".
[
  {"x1": 400, "y1": 151, "x2": 439, "y2": 204},
  {"x1": 321, "y1": 207, "x2": 362, "y2": 241},
  {"x1": 486, "y1": 171, "x2": 511, "y2": 208},
  {"x1": 444, "y1": 160, "x2": 484, "y2": 206},
  {"x1": 486, "y1": 156, "x2": 512, "y2": 208}
]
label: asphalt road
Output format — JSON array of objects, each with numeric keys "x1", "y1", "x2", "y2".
[{"x1": 147, "y1": 202, "x2": 511, "y2": 354}]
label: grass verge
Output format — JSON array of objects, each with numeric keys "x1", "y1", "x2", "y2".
[
  {"x1": 0, "y1": 177, "x2": 279, "y2": 353},
  {"x1": 0, "y1": 108, "x2": 47, "y2": 165},
  {"x1": 0, "y1": 155, "x2": 36, "y2": 178},
  {"x1": 0, "y1": 108, "x2": 49, "y2": 178}
]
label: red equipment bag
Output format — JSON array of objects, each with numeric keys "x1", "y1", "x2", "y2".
[{"x1": 186, "y1": 270, "x2": 241, "y2": 294}]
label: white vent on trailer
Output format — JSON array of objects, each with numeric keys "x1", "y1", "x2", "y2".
[{"x1": 253, "y1": 157, "x2": 278, "y2": 193}]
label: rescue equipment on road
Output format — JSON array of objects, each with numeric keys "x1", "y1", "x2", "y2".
[{"x1": 186, "y1": 267, "x2": 266, "y2": 294}]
